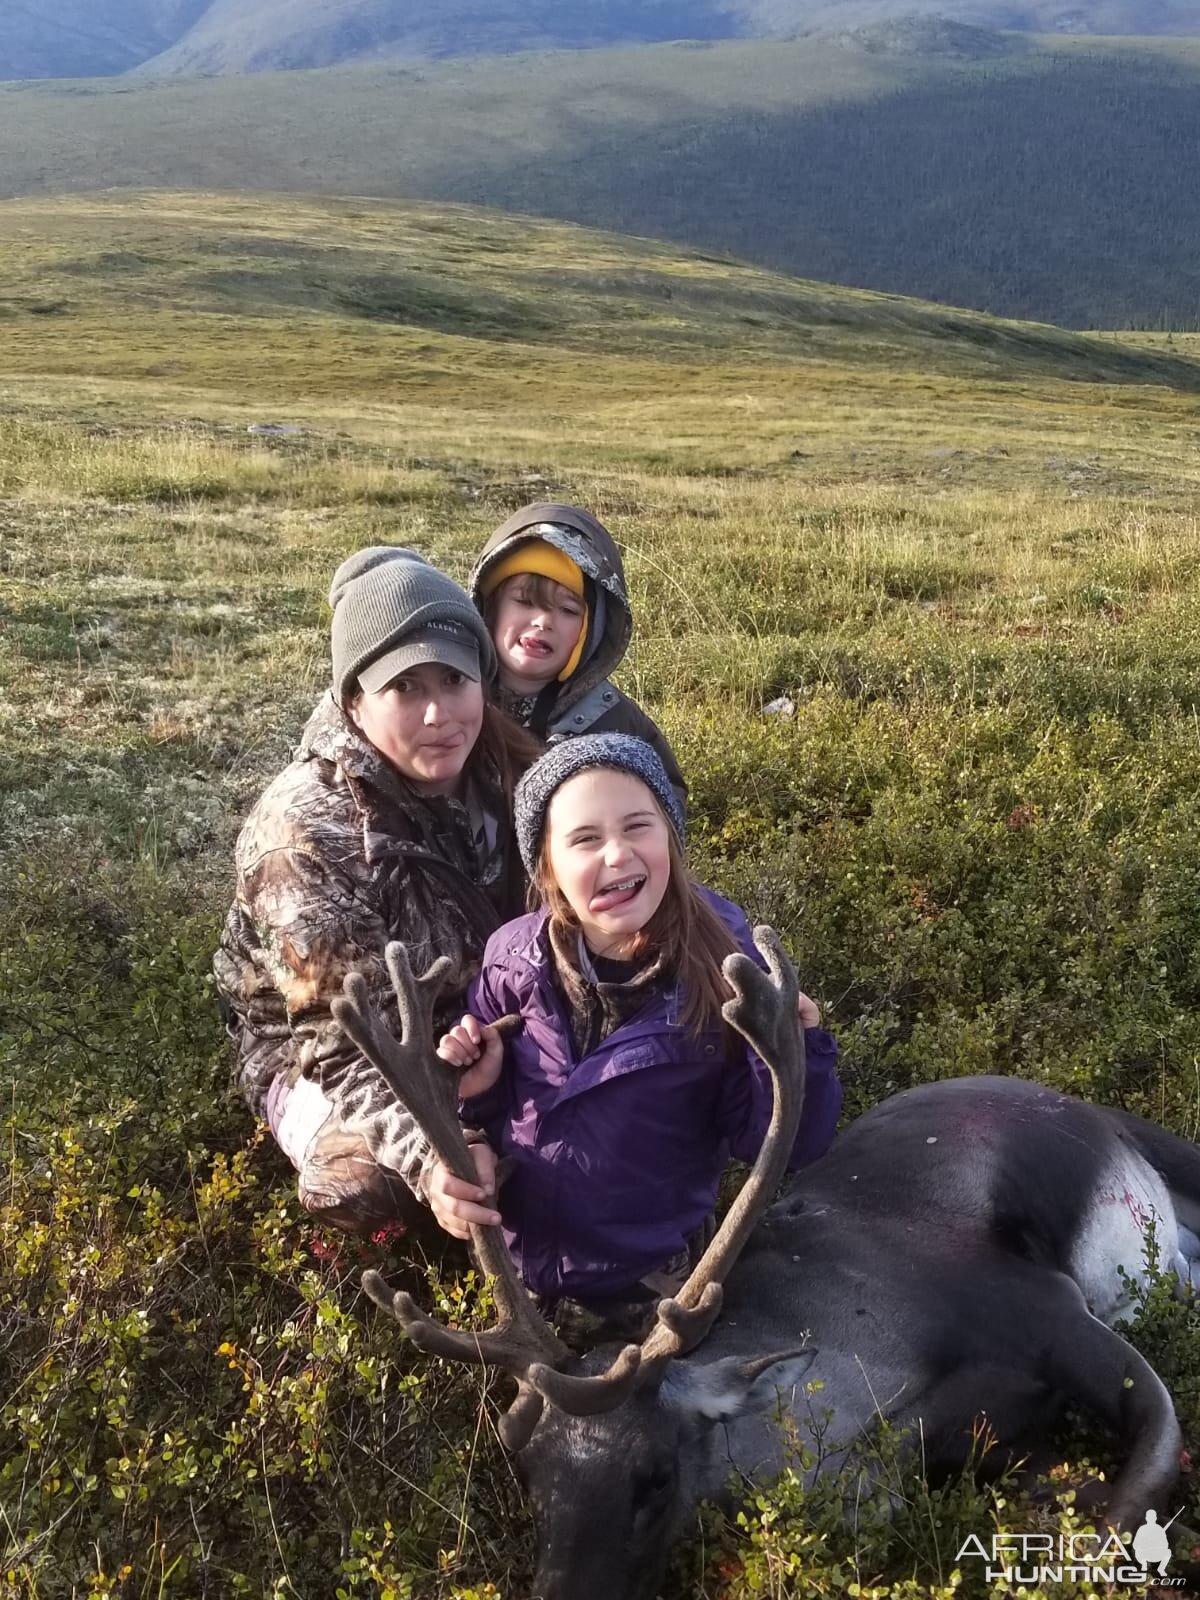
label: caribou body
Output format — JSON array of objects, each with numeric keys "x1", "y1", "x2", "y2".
[{"x1": 332, "y1": 932, "x2": 1200, "y2": 1600}]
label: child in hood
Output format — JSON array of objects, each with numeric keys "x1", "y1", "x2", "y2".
[
  {"x1": 471, "y1": 502, "x2": 687, "y2": 806},
  {"x1": 426, "y1": 733, "x2": 841, "y2": 1322}
]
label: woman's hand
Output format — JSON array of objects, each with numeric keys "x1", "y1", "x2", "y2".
[
  {"x1": 797, "y1": 990, "x2": 821, "y2": 1029},
  {"x1": 437, "y1": 1013, "x2": 504, "y2": 1099},
  {"x1": 427, "y1": 1142, "x2": 500, "y2": 1239}
]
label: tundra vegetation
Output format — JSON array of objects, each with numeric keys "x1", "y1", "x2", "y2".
[{"x1": 4, "y1": 191, "x2": 1200, "y2": 1598}]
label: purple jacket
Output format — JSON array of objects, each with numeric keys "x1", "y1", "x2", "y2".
[{"x1": 461, "y1": 888, "x2": 841, "y2": 1300}]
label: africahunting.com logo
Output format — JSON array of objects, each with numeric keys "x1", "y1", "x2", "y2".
[{"x1": 956, "y1": 1511, "x2": 1185, "y2": 1587}]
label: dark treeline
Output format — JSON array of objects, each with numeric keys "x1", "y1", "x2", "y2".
[{"x1": 443, "y1": 53, "x2": 1200, "y2": 328}]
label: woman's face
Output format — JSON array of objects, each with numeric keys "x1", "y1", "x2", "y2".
[
  {"x1": 545, "y1": 768, "x2": 672, "y2": 956},
  {"x1": 349, "y1": 663, "x2": 484, "y2": 794}
]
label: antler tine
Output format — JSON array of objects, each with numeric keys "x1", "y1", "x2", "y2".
[
  {"x1": 648, "y1": 1284, "x2": 725, "y2": 1352},
  {"x1": 362, "y1": 1268, "x2": 559, "y2": 1371},
  {"x1": 498, "y1": 1384, "x2": 545, "y2": 1451},
  {"x1": 527, "y1": 1343, "x2": 644, "y2": 1414},
  {"x1": 640, "y1": 925, "x2": 807, "y2": 1373},
  {"x1": 336, "y1": 947, "x2": 567, "y2": 1359},
  {"x1": 723, "y1": 926, "x2": 802, "y2": 1074}
]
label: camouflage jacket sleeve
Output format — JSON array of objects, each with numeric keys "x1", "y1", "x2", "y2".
[{"x1": 230, "y1": 841, "x2": 436, "y2": 1198}]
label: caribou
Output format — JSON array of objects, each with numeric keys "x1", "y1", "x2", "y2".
[{"x1": 331, "y1": 930, "x2": 1200, "y2": 1600}]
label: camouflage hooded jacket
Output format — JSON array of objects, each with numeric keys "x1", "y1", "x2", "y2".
[
  {"x1": 212, "y1": 695, "x2": 525, "y2": 1193},
  {"x1": 470, "y1": 503, "x2": 686, "y2": 804}
]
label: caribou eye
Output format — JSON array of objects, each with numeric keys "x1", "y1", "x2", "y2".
[{"x1": 632, "y1": 1466, "x2": 675, "y2": 1506}]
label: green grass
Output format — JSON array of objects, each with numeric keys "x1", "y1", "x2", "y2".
[{"x1": 6, "y1": 190, "x2": 1200, "y2": 1597}]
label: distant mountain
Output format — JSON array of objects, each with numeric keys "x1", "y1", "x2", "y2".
[
  {"x1": 136, "y1": 2, "x2": 743, "y2": 77},
  {"x1": 2, "y1": 31, "x2": 1199, "y2": 327},
  {"x1": 0, "y1": 3, "x2": 203, "y2": 80},
  {"x1": 2, "y1": 1, "x2": 1200, "y2": 82}
]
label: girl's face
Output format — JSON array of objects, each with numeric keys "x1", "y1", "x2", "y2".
[
  {"x1": 492, "y1": 573, "x2": 585, "y2": 692},
  {"x1": 545, "y1": 769, "x2": 672, "y2": 956},
  {"x1": 349, "y1": 662, "x2": 484, "y2": 795}
]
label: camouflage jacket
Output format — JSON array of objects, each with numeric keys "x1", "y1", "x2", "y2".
[{"x1": 212, "y1": 695, "x2": 524, "y2": 1194}]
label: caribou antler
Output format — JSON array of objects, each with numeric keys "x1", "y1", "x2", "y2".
[
  {"x1": 638, "y1": 925, "x2": 807, "y2": 1375},
  {"x1": 332, "y1": 942, "x2": 643, "y2": 1449},
  {"x1": 333, "y1": 928, "x2": 807, "y2": 1437}
]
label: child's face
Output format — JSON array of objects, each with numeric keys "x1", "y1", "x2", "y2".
[
  {"x1": 545, "y1": 769, "x2": 672, "y2": 957},
  {"x1": 492, "y1": 573, "x2": 585, "y2": 692}
]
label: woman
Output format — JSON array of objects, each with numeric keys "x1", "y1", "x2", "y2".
[{"x1": 213, "y1": 546, "x2": 536, "y2": 1236}]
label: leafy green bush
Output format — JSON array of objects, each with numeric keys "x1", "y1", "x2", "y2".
[{"x1": 0, "y1": 855, "x2": 524, "y2": 1598}]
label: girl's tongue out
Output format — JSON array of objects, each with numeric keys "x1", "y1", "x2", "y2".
[
  {"x1": 519, "y1": 632, "x2": 552, "y2": 656},
  {"x1": 589, "y1": 875, "x2": 646, "y2": 914}
]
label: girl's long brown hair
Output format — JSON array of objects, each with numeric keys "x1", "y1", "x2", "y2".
[
  {"x1": 471, "y1": 699, "x2": 542, "y2": 803},
  {"x1": 532, "y1": 794, "x2": 738, "y2": 1036}
]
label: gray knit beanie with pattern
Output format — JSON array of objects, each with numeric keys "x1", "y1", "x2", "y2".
[
  {"x1": 328, "y1": 546, "x2": 497, "y2": 702},
  {"x1": 514, "y1": 733, "x2": 686, "y2": 875}
]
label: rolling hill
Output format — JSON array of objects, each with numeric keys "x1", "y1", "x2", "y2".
[
  {"x1": 134, "y1": 1, "x2": 745, "y2": 76},
  {"x1": 3, "y1": 0, "x2": 1200, "y2": 80},
  {"x1": 1, "y1": 32, "x2": 1198, "y2": 327},
  {"x1": 2, "y1": 189, "x2": 1197, "y2": 396}
]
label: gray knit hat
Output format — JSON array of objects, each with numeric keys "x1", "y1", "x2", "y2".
[
  {"x1": 329, "y1": 546, "x2": 497, "y2": 701},
  {"x1": 514, "y1": 733, "x2": 685, "y2": 874}
]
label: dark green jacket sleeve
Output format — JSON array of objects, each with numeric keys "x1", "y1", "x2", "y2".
[{"x1": 589, "y1": 689, "x2": 688, "y2": 813}]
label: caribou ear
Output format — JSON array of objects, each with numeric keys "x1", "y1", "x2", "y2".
[{"x1": 674, "y1": 1348, "x2": 818, "y2": 1424}]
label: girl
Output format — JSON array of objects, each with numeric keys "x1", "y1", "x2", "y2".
[
  {"x1": 427, "y1": 733, "x2": 841, "y2": 1314},
  {"x1": 471, "y1": 502, "x2": 687, "y2": 808},
  {"x1": 214, "y1": 546, "x2": 537, "y2": 1237}
]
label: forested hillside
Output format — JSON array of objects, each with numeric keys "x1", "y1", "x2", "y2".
[
  {"x1": 445, "y1": 45, "x2": 1200, "y2": 328},
  {"x1": 1, "y1": 34, "x2": 1198, "y2": 326},
  {"x1": 3, "y1": 190, "x2": 1194, "y2": 389}
]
